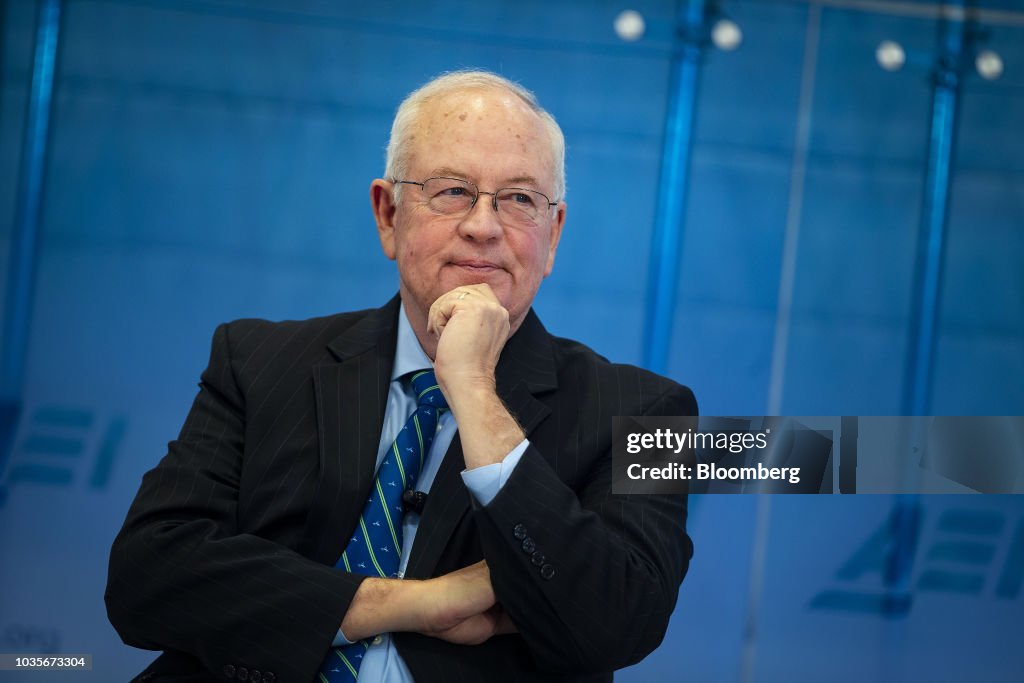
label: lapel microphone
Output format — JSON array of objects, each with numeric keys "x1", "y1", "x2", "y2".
[{"x1": 401, "y1": 489, "x2": 428, "y2": 514}]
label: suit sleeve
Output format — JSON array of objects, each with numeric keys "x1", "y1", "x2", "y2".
[
  {"x1": 475, "y1": 381, "x2": 697, "y2": 674},
  {"x1": 104, "y1": 322, "x2": 366, "y2": 683}
]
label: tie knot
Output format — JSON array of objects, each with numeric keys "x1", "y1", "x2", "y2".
[{"x1": 410, "y1": 370, "x2": 447, "y2": 409}]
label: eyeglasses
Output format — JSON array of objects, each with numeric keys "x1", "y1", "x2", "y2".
[{"x1": 393, "y1": 176, "x2": 558, "y2": 227}]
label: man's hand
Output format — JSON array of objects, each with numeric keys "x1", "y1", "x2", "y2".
[
  {"x1": 427, "y1": 285, "x2": 526, "y2": 469},
  {"x1": 417, "y1": 561, "x2": 517, "y2": 645},
  {"x1": 430, "y1": 604, "x2": 517, "y2": 645},
  {"x1": 339, "y1": 561, "x2": 516, "y2": 645},
  {"x1": 427, "y1": 284, "x2": 510, "y2": 397}
]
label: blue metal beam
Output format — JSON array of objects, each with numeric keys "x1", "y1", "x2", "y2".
[
  {"x1": 643, "y1": 0, "x2": 708, "y2": 374},
  {"x1": 1, "y1": 0, "x2": 63, "y2": 499},
  {"x1": 902, "y1": 0, "x2": 970, "y2": 416}
]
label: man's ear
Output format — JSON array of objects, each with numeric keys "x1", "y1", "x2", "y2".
[
  {"x1": 371, "y1": 179, "x2": 398, "y2": 260},
  {"x1": 543, "y1": 201, "x2": 566, "y2": 277}
]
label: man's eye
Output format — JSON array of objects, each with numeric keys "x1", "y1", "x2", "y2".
[
  {"x1": 437, "y1": 186, "x2": 468, "y2": 197},
  {"x1": 504, "y1": 192, "x2": 536, "y2": 206}
]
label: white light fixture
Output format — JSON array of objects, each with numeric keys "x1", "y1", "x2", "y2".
[
  {"x1": 876, "y1": 40, "x2": 906, "y2": 71},
  {"x1": 975, "y1": 49, "x2": 1004, "y2": 80},
  {"x1": 614, "y1": 9, "x2": 645, "y2": 42},
  {"x1": 711, "y1": 19, "x2": 742, "y2": 51}
]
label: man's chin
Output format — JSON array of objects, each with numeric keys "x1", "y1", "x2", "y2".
[{"x1": 444, "y1": 267, "x2": 509, "y2": 291}]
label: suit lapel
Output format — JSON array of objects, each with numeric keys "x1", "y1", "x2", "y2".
[
  {"x1": 299, "y1": 296, "x2": 400, "y2": 565},
  {"x1": 404, "y1": 309, "x2": 558, "y2": 579}
]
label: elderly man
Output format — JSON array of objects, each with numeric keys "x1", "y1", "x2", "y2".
[{"x1": 106, "y1": 71, "x2": 696, "y2": 683}]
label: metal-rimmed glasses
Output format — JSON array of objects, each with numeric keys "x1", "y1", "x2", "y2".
[{"x1": 393, "y1": 176, "x2": 558, "y2": 227}]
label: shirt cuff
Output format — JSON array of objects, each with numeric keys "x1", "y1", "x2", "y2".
[
  {"x1": 460, "y1": 439, "x2": 529, "y2": 506},
  {"x1": 332, "y1": 627, "x2": 355, "y2": 647}
]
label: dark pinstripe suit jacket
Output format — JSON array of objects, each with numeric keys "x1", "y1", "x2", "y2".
[{"x1": 106, "y1": 295, "x2": 696, "y2": 683}]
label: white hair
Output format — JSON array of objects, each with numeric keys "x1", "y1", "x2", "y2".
[{"x1": 384, "y1": 70, "x2": 566, "y2": 202}]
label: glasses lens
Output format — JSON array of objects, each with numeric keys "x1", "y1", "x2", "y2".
[
  {"x1": 422, "y1": 178, "x2": 476, "y2": 214},
  {"x1": 496, "y1": 188, "x2": 545, "y2": 225}
]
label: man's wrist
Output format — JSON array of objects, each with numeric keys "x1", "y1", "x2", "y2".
[
  {"x1": 441, "y1": 375, "x2": 497, "y2": 412},
  {"x1": 449, "y1": 386, "x2": 525, "y2": 469},
  {"x1": 339, "y1": 577, "x2": 429, "y2": 641}
]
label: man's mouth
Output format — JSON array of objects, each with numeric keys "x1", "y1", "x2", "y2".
[{"x1": 450, "y1": 260, "x2": 502, "y2": 273}]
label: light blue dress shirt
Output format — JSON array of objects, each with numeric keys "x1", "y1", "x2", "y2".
[{"x1": 330, "y1": 303, "x2": 526, "y2": 682}]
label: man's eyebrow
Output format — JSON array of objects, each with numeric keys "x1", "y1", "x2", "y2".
[
  {"x1": 430, "y1": 167, "x2": 470, "y2": 180},
  {"x1": 427, "y1": 168, "x2": 542, "y2": 189},
  {"x1": 504, "y1": 175, "x2": 541, "y2": 188}
]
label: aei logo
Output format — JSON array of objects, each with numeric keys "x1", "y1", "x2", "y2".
[{"x1": 811, "y1": 504, "x2": 1024, "y2": 616}]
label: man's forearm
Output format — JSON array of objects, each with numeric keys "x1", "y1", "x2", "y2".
[
  {"x1": 446, "y1": 382, "x2": 525, "y2": 470},
  {"x1": 474, "y1": 438, "x2": 693, "y2": 673},
  {"x1": 339, "y1": 560, "x2": 501, "y2": 644},
  {"x1": 339, "y1": 578, "x2": 425, "y2": 641}
]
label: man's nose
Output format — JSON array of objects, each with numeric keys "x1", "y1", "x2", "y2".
[{"x1": 457, "y1": 192, "x2": 503, "y2": 241}]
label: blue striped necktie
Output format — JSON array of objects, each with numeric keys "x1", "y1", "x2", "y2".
[{"x1": 318, "y1": 370, "x2": 448, "y2": 682}]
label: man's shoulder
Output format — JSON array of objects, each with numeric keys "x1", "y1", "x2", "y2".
[
  {"x1": 546, "y1": 333, "x2": 698, "y2": 416},
  {"x1": 205, "y1": 303, "x2": 396, "y2": 377},
  {"x1": 220, "y1": 307, "x2": 378, "y2": 344}
]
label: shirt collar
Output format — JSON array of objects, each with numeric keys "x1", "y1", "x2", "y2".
[{"x1": 393, "y1": 302, "x2": 433, "y2": 381}]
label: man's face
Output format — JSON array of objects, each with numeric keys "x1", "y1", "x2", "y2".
[{"x1": 373, "y1": 88, "x2": 566, "y2": 334}]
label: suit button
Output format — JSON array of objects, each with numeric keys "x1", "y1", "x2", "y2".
[
  {"x1": 250, "y1": 672, "x2": 261, "y2": 683},
  {"x1": 521, "y1": 537, "x2": 536, "y2": 553},
  {"x1": 531, "y1": 551, "x2": 545, "y2": 566},
  {"x1": 223, "y1": 665, "x2": 236, "y2": 678},
  {"x1": 513, "y1": 524, "x2": 527, "y2": 540},
  {"x1": 263, "y1": 674, "x2": 276, "y2": 683},
  {"x1": 540, "y1": 564, "x2": 555, "y2": 580}
]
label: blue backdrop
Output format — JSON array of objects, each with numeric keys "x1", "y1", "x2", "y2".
[{"x1": 1, "y1": 0, "x2": 1022, "y2": 681}]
